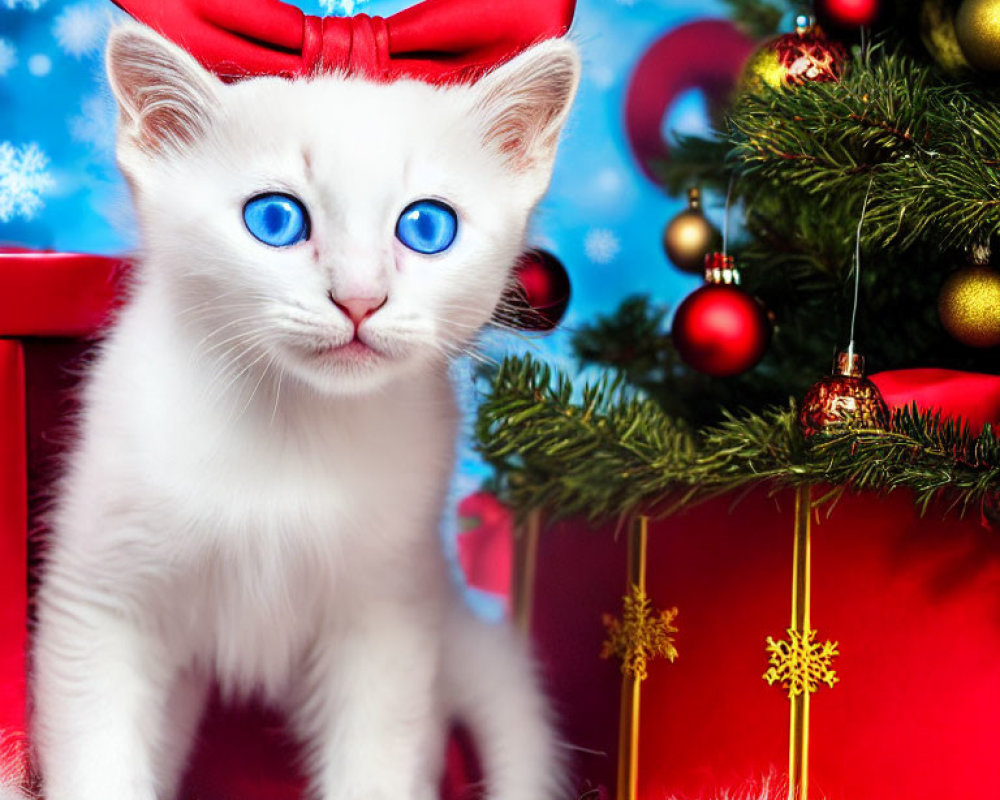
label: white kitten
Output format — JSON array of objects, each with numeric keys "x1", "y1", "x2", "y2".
[{"x1": 31, "y1": 23, "x2": 578, "y2": 800}]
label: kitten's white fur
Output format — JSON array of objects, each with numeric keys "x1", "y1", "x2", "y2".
[{"x1": 31, "y1": 23, "x2": 578, "y2": 800}]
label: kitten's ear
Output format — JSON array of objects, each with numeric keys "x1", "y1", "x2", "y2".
[
  {"x1": 473, "y1": 39, "x2": 580, "y2": 175},
  {"x1": 106, "y1": 23, "x2": 220, "y2": 157}
]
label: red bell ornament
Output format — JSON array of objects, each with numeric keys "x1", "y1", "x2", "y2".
[
  {"x1": 670, "y1": 253, "x2": 771, "y2": 377},
  {"x1": 799, "y1": 350, "x2": 889, "y2": 437},
  {"x1": 503, "y1": 248, "x2": 571, "y2": 332}
]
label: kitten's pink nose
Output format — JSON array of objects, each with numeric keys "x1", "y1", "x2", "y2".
[{"x1": 330, "y1": 294, "x2": 387, "y2": 327}]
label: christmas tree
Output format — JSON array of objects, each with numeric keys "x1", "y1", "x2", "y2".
[{"x1": 476, "y1": 0, "x2": 1000, "y2": 519}]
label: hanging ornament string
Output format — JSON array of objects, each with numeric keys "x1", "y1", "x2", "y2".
[
  {"x1": 798, "y1": 175, "x2": 889, "y2": 438},
  {"x1": 847, "y1": 176, "x2": 875, "y2": 362},
  {"x1": 673, "y1": 173, "x2": 771, "y2": 377},
  {"x1": 860, "y1": 22, "x2": 869, "y2": 63},
  {"x1": 722, "y1": 172, "x2": 736, "y2": 257}
]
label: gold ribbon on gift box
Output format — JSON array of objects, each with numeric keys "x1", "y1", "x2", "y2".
[
  {"x1": 514, "y1": 495, "x2": 837, "y2": 800},
  {"x1": 600, "y1": 517, "x2": 678, "y2": 800},
  {"x1": 512, "y1": 509, "x2": 543, "y2": 635},
  {"x1": 513, "y1": 513, "x2": 678, "y2": 800},
  {"x1": 763, "y1": 486, "x2": 839, "y2": 800}
]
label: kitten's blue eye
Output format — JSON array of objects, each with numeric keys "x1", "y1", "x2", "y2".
[
  {"x1": 396, "y1": 200, "x2": 457, "y2": 255},
  {"x1": 243, "y1": 193, "x2": 309, "y2": 247}
]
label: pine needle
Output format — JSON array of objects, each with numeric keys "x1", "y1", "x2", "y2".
[{"x1": 477, "y1": 356, "x2": 1000, "y2": 523}]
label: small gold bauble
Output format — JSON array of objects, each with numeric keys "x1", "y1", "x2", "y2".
[
  {"x1": 937, "y1": 265, "x2": 1000, "y2": 347},
  {"x1": 955, "y1": 0, "x2": 1000, "y2": 71},
  {"x1": 663, "y1": 188, "x2": 720, "y2": 274}
]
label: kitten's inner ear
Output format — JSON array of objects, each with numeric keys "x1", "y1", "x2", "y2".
[
  {"x1": 474, "y1": 39, "x2": 580, "y2": 174},
  {"x1": 107, "y1": 24, "x2": 220, "y2": 156}
]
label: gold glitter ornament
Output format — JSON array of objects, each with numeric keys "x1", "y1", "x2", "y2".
[
  {"x1": 955, "y1": 0, "x2": 1000, "y2": 71},
  {"x1": 937, "y1": 265, "x2": 1000, "y2": 347},
  {"x1": 663, "y1": 187, "x2": 720, "y2": 274}
]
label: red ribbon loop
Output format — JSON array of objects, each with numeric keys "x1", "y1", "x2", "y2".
[{"x1": 114, "y1": 0, "x2": 575, "y2": 84}]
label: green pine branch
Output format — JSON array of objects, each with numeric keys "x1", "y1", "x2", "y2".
[
  {"x1": 720, "y1": 0, "x2": 789, "y2": 39},
  {"x1": 569, "y1": 295, "x2": 825, "y2": 427},
  {"x1": 668, "y1": 47, "x2": 1000, "y2": 252},
  {"x1": 526, "y1": 21, "x2": 1000, "y2": 522},
  {"x1": 650, "y1": 44, "x2": 1000, "y2": 395},
  {"x1": 476, "y1": 355, "x2": 1000, "y2": 523}
]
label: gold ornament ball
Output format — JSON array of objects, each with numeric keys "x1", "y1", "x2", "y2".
[
  {"x1": 663, "y1": 188, "x2": 720, "y2": 274},
  {"x1": 664, "y1": 213, "x2": 718, "y2": 273},
  {"x1": 740, "y1": 42, "x2": 788, "y2": 94},
  {"x1": 937, "y1": 266, "x2": 1000, "y2": 348},
  {"x1": 955, "y1": 0, "x2": 1000, "y2": 71}
]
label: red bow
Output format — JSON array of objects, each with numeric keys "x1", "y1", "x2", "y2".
[{"x1": 112, "y1": 0, "x2": 575, "y2": 82}]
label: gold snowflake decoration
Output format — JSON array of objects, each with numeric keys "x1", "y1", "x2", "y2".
[
  {"x1": 601, "y1": 584, "x2": 678, "y2": 680},
  {"x1": 763, "y1": 628, "x2": 839, "y2": 698}
]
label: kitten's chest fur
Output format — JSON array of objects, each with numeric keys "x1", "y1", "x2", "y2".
[
  {"x1": 168, "y1": 427, "x2": 450, "y2": 698},
  {"x1": 71, "y1": 299, "x2": 456, "y2": 695}
]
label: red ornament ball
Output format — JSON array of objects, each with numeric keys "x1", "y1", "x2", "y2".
[
  {"x1": 503, "y1": 248, "x2": 571, "y2": 332},
  {"x1": 671, "y1": 283, "x2": 771, "y2": 377},
  {"x1": 814, "y1": 0, "x2": 883, "y2": 29}
]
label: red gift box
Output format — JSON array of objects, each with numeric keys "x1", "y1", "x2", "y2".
[
  {"x1": 516, "y1": 485, "x2": 1000, "y2": 800},
  {"x1": 0, "y1": 249, "x2": 479, "y2": 798}
]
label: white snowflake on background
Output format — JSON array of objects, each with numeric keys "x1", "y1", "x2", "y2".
[
  {"x1": 595, "y1": 167, "x2": 624, "y2": 196},
  {"x1": 588, "y1": 63, "x2": 615, "y2": 90},
  {"x1": 318, "y1": 0, "x2": 371, "y2": 15},
  {"x1": 0, "y1": 39, "x2": 16, "y2": 76},
  {"x1": 584, "y1": 228, "x2": 621, "y2": 264},
  {"x1": 0, "y1": 142, "x2": 55, "y2": 222},
  {"x1": 71, "y1": 93, "x2": 117, "y2": 155},
  {"x1": 2, "y1": 0, "x2": 47, "y2": 10},
  {"x1": 27, "y1": 53, "x2": 51, "y2": 76},
  {"x1": 53, "y1": 3, "x2": 109, "y2": 58}
]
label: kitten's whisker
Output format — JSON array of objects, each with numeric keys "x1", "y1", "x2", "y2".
[
  {"x1": 213, "y1": 347, "x2": 273, "y2": 415},
  {"x1": 270, "y1": 365, "x2": 285, "y2": 427},
  {"x1": 238, "y1": 352, "x2": 277, "y2": 421},
  {"x1": 194, "y1": 316, "x2": 281, "y2": 354},
  {"x1": 178, "y1": 304, "x2": 271, "y2": 329},
  {"x1": 198, "y1": 326, "x2": 285, "y2": 365},
  {"x1": 458, "y1": 349, "x2": 494, "y2": 367},
  {"x1": 176, "y1": 288, "x2": 268, "y2": 313},
  {"x1": 427, "y1": 317, "x2": 484, "y2": 332},
  {"x1": 429, "y1": 337, "x2": 496, "y2": 368},
  {"x1": 199, "y1": 333, "x2": 275, "y2": 398},
  {"x1": 200, "y1": 337, "x2": 273, "y2": 376}
]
